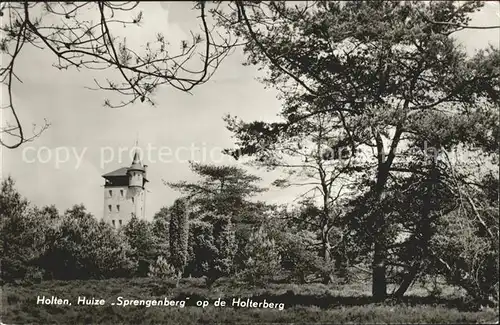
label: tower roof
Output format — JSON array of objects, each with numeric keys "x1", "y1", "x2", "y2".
[
  {"x1": 102, "y1": 149, "x2": 148, "y2": 182},
  {"x1": 102, "y1": 167, "x2": 129, "y2": 178},
  {"x1": 128, "y1": 150, "x2": 145, "y2": 172}
]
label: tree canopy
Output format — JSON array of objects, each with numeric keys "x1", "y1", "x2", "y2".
[{"x1": 218, "y1": 0, "x2": 499, "y2": 300}]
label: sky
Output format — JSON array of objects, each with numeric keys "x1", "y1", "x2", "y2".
[{"x1": 1, "y1": 1, "x2": 499, "y2": 220}]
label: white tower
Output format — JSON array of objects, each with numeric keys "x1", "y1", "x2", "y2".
[{"x1": 102, "y1": 149, "x2": 148, "y2": 227}]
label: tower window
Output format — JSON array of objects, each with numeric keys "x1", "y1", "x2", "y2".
[
  {"x1": 120, "y1": 189, "x2": 124, "y2": 197},
  {"x1": 117, "y1": 205, "x2": 120, "y2": 212},
  {"x1": 119, "y1": 220, "x2": 122, "y2": 226},
  {"x1": 132, "y1": 197, "x2": 134, "y2": 203},
  {"x1": 108, "y1": 205, "x2": 112, "y2": 212},
  {"x1": 112, "y1": 220, "x2": 116, "y2": 227},
  {"x1": 109, "y1": 189, "x2": 112, "y2": 197}
]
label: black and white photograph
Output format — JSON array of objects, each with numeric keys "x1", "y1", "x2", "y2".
[{"x1": 1, "y1": 1, "x2": 499, "y2": 324}]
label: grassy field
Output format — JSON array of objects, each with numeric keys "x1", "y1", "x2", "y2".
[{"x1": 1, "y1": 277, "x2": 498, "y2": 324}]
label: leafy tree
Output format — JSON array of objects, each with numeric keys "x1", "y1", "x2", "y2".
[
  {"x1": 0, "y1": 176, "x2": 29, "y2": 221},
  {"x1": 122, "y1": 216, "x2": 159, "y2": 277},
  {"x1": 39, "y1": 205, "x2": 60, "y2": 221},
  {"x1": 266, "y1": 205, "x2": 346, "y2": 284},
  {"x1": 276, "y1": 228, "x2": 328, "y2": 284},
  {"x1": 38, "y1": 205, "x2": 135, "y2": 280},
  {"x1": 224, "y1": 112, "x2": 357, "y2": 284},
  {"x1": 1, "y1": 179, "x2": 136, "y2": 281},
  {"x1": 0, "y1": 177, "x2": 50, "y2": 282},
  {"x1": 218, "y1": 0, "x2": 499, "y2": 300},
  {"x1": 169, "y1": 198, "x2": 189, "y2": 281}
]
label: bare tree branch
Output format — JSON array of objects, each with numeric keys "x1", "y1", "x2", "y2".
[{"x1": 0, "y1": 1, "x2": 236, "y2": 148}]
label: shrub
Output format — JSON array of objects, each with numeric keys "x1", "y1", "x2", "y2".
[
  {"x1": 38, "y1": 205, "x2": 136, "y2": 280},
  {"x1": 123, "y1": 216, "x2": 160, "y2": 277},
  {"x1": 0, "y1": 177, "x2": 54, "y2": 282},
  {"x1": 430, "y1": 208, "x2": 499, "y2": 306},
  {"x1": 277, "y1": 231, "x2": 327, "y2": 283},
  {"x1": 240, "y1": 227, "x2": 281, "y2": 285},
  {"x1": 148, "y1": 256, "x2": 177, "y2": 279}
]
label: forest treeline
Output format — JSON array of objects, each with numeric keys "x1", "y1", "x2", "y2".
[{"x1": 1, "y1": 159, "x2": 498, "y2": 307}]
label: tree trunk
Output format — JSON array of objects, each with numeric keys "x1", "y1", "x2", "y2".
[
  {"x1": 369, "y1": 123, "x2": 403, "y2": 301},
  {"x1": 334, "y1": 244, "x2": 348, "y2": 280},
  {"x1": 372, "y1": 166, "x2": 390, "y2": 301},
  {"x1": 394, "y1": 158, "x2": 438, "y2": 297},
  {"x1": 321, "y1": 224, "x2": 332, "y2": 284},
  {"x1": 393, "y1": 262, "x2": 420, "y2": 297},
  {"x1": 372, "y1": 238, "x2": 387, "y2": 300}
]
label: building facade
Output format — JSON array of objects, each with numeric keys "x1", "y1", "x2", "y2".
[{"x1": 101, "y1": 150, "x2": 148, "y2": 228}]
